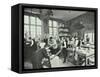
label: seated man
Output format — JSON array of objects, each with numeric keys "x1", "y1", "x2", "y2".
[
  {"x1": 48, "y1": 37, "x2": 57, "y2": 47},
  {"x1": 48, "y1": 37, "x2": 59, "y2": 54},
  {"x1": 31, "y1": 43, "x2": 51, "y2": 69},
  {"x1": 24, "y1": 37, "x2": 37, "y2": 69}
]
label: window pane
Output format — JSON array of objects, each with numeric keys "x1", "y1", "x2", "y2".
[
  {"x1": 24, "y1": 15, "x2": 29, "y2": 24},
  {"x1": 24, "y1": 25, "x2": 29, "y2": 37},
  {"x1": 49, "y1": 20, "x2": 52, "y2": 26},
  {"x1": 84, "y1": 32, "x2": 94, "y2": 44},
  {"x1": 37, "y1": 26, "x2": 41, "y2": 35},
  {"x1": 24, "y1": 25, "x2": 29, "y2": 32},
  {"x1": 53, "y1": 21, "x2": 58, "y2": 27},
  {"x1": 92, "y1": 33, "x2": 94, "y2": 43},
  {"x1": 53, "y1": 28, "x2": 57, "y2": 32},
  {"x1": 31, "y1": 26, "x2": 36, "y2": 38},
  {"x1": 31, "y1": 25, "x2": 35, "y2": 32},
  {"x1": 30, "y1": 16, "x2": 35, "y2": 24},
  {"x1": 62, "y1": 24, "x2": 64, "y2": 27},
  {"x1": 49, "y1": 27, "x2": 52, "y2": 35},
  {"x1": 88, "y1": 33, "x2": 92, "y2": 43},
  {"x1": 60, "y1": 23, "x2": 64, "y2": 27},
  {"x1": 37, "y1": 17, "x2": 42, "y2": 25},
  {"x1": 53, "y1": 28, "x2": 58, "y2": 35}
]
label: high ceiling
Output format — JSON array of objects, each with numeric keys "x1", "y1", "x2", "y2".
[
  {"x1": 51, "y1": 10, "x2": 86, "y2": 21},
  {"x1": 24, "y1": 8, "x2": 87, "y2": 21}
]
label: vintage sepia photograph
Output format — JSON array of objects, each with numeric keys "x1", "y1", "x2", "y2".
[{"x1": 24, "y1": 8, "x2": 95, "y2": 69}]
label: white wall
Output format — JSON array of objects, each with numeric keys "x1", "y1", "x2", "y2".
[{"x1": 0, "y1": 0, "x2": 99, "y2": 77}]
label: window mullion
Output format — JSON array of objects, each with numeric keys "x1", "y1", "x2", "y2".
[
  {"x1": 29, "y1": 16, "x2": 31, "y2": 36},
  {"x1": 35, "y1": 17, "x2": 37, "y2": 37},
  {"x1": 52, "y1": 20, "x2": 53, "y2": 36}
]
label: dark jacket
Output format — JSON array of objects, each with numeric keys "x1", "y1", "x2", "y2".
[
  {"x1": 24, "y1": 39, "x2": 37, "y2": 62},
  {"x1": 31, "y1": 48, "x2": 49, "y2": 69}
]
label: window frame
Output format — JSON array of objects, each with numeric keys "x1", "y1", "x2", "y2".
[
  {"x1": 49, "y1": 20, "x2": 58, "y2": 36},
  {"x1": 24, "y1": 14, "x2": 42, "y2": 38}
]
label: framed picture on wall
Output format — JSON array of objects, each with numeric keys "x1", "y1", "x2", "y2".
[{"x1": 11, "y1": 3, "x2": 98, "y2": 73}]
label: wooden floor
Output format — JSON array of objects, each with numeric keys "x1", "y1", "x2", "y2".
[
  {"x1": 50, "y1": 55, "x2": 74, "y2": 68},
  {"x1": 24, "y1": 55, "x2": 75, "y2": 69}
]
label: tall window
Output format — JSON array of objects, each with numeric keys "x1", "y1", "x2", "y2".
[
  {"x1": 24, "y1": 15, "x2": 42, "y2": 38},
  {"x1": 49, "y1": 20, "x2": 58, "y2": 36}
]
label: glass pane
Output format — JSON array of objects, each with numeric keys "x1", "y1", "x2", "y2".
[
  {"x1": 31, "y1": 32, "x2": 35, "y2": 38},
  {"x1": 31, "y1": 25, "x2": 35, "y2": 32},
  {"x1": 88, "y1": 33, "x2": 92, "y2": 43},
  {"x1": 84, "y1": 33, "x2": 88, "y2": 41},
  {"x1": 92, "y1": 33, "x2": 94, "y2": 43},
  {"x1": 49, "y1": 27, "x2": 52, "y2": 34},
  {"x1": 24, "y1": 15, "x2": 29, "y2": 24},
  {"x1": 62, "y1": 24, "x2": 64, "y2": 27},
  {"x1": 31, "y1": 25, "x2": 36, "y2": 38},
  {"x1": 59, "y1": 23, "x2": 62, "y2": 27},
  {"x1": 49, "y1": 20, "x2": 52, "y2": 26},
  {"x1": 30, "y1": 16, "x2": 35, "y2": 24},
  {"x1": 60, "y1": 23, "x2": 64, "y2": 27},
  {"x1": 24, "y1": 25, "x2": 29, "y2": 32},
  {"x1": 37, "y1": 17, "x2": 42, "y2": 25},
  {"x1": 37, "y1": 26, "x2": 41, "y2": 35},
  {"x1": 53, "y1": 21, "x2": 58, "y2": 27},
  {"x1": 24, "y1": 25, "x2": 29, "y2": 37},
  {"x1": 53, "y1": 28, "x2": 58, "y2": 35}
]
